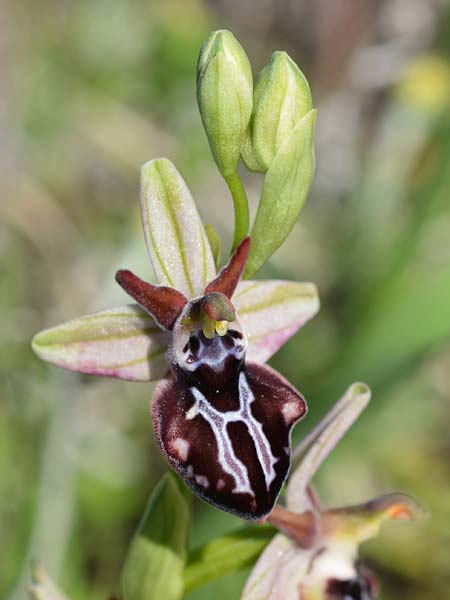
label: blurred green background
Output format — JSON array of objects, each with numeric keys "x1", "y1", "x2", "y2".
[{"x1": 1, "y1": 0, "x2": 450, "y2": 598}]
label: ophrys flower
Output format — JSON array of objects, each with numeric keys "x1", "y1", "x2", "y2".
[
  {"x1": 243, "y1": 383, "x2": 425, "y2": 598},
  {"x1": 32, "y1": 157, "x2": 320, "y2": 520}
]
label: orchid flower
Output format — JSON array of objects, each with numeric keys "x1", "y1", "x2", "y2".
[
  {"x1": 32, "y1": 157, "x2": 319, "y2": 520},
  {"x1": 243, "y1": 383, "x2": 425, "y2": 599}
]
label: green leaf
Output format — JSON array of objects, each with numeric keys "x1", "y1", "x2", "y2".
[
  {"x1": 183, "y1": 525, "x2": 274, "y2": 594},
  {"x1": 204, "y1": 223, "x2": 221, "y2": 269},
  {"x1": 245, "y1": 109, "x2": 317, "y2": 278},
  {"x1": 122, "y1": 473, "x2": 190, "y2": 600}
]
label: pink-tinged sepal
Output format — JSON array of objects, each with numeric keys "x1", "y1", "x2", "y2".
[
  {"x1": 31, "y1": 304, "x2": 170, "y2": 382},
  {"x1": 152, "y1": 360, "x2": 306, "y2": 520},
  {"x1": 115, "y1": 269, "x2": 187, "y2": 330},
  {"x1": 204, "y1": 237, "x2": 251, "y2": 299},
  {"x1": 234, "y1": 279, "x2": 320, "y2": 364}
]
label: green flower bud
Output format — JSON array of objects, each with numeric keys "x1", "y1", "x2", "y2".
[
  {"x1": 197, "y1": 30, "x2": 253, "y2": 178},
  {"x1": 251, "y1": 51, "x2": 313, "y2": 172}
]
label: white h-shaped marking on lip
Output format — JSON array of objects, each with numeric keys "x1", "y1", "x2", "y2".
[
  {"x1": 188, "y1": 372, "x2": 277, "y2": 496},
  {"x1": 238, "y1": 373, "x2": 277, "y2": 489}
]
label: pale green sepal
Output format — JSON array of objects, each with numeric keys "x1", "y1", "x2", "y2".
[
  {"x1": 252, "y1": 52, "x2": 313, "y2": 171},
  {"x1": 31, "y1": 304, "x2": 170, "y2": 382},
  {"x1": 321, "y1": 493, "x2": 427, "y2": 544},
  {"x1": 197, "y1": 30, "x2": 253, "y2": 178},
  {"x1": 140, "y1": 158, "x2": 216, "y2": 297},
  {"x1": 245, "y1": 109, "x2": 317, "y2": 278},
  {"x1": 234, "y1": 280, "x2": 319, "y2": 363},
  {"x1": 28, "y1": 563, "x2": 70, "y2": 600},
  {"x1": 204, "y1": 223, "x2": 221, "y2": 269},
  {"x1": 184, "y1": 525, "x2": 273, "y2": 595},
  {"x1": 122, "y1": 473, "x2": 190, "y2": 600},
  {"x1": 287, "y1": 383, "x2": 371, "y2": 513}
]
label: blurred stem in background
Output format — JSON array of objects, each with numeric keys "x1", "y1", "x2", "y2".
[{"x1": 9, "y1": 383, "x2": 79, "y2": 600}]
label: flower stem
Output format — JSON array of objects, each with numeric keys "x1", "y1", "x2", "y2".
[{"x1": 225, "y1": 171, "x2": 250, "y2": 253}]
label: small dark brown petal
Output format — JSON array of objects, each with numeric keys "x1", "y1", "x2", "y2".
[
  {"x1": 115, "y1": 269, "x2": 187, "y2": 330},
  {"x1": 151, "y1": 360, "x2": 306, "y2": 520},
  {"x1": 204, "y1": 237, "x2": 251, "y2": 299}
]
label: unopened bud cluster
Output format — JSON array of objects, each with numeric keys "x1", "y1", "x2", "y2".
[{"x1": 196, "y1": 30, "x2": 316, "y2": 277}]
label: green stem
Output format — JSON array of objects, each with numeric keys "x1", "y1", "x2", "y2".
[{"x1": 225, "y1": 171, "x2": 250, "y2": 252}]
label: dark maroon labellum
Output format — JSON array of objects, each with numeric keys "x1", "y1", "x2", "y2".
[{"x1": 153, "y1": 359, "x2": 306, "y2": 519}]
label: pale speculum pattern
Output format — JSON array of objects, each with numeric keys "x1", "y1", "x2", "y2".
[{"x1": 188, "y1": 369, "x2": 278, "y2": 498}]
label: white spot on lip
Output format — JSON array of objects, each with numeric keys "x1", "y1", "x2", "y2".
[
  {"x1": 282, "y1": 401, "x2": 301, "y2": 425},
  {"x1": 172, "y1": 437, "x2": 190, "y2": 461},
  {"x1": 186, "y1": 465, "x2": 209, "y2": 489},
  {"x1": 217, "y1": 478, "x2": 225, "y2": 491},
  {"x1": 195, "y1": 474, "x2": 209, "y2": 488}
]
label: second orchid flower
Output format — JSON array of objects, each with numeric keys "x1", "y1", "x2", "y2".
[{"x1": 32, "y1": 158, "x2": 320, "y2": 520}]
